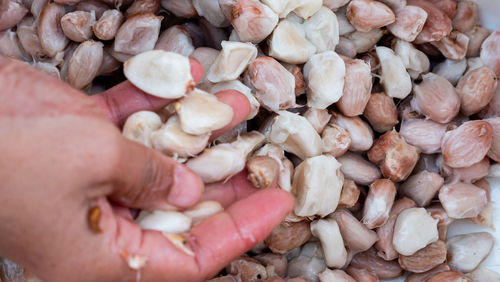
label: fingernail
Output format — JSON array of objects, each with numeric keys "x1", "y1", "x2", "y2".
[{"x1": 167, "y1": 165, "x2": 204, "y2": 208}]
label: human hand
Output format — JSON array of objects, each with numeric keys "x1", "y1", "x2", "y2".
[{"x1": 0, "y1": 57, "x2": 294, "y2": 281}]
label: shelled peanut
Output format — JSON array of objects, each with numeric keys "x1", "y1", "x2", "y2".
[{"x1": 1, "y1": 0, "x2": 500, "y2": 281}]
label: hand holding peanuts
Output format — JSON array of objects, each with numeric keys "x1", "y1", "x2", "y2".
[{"x1": 0, "y1": 57, "x2": 293, "y2": 281}]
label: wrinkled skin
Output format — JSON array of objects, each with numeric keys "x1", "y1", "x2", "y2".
[{"x1": 0, "y1": 57, "x2": 294, "y2": 281}]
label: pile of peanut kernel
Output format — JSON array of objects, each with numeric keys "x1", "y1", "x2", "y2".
[{"x1": 1, "y1": 0, "x2": 500, "y2": 281}]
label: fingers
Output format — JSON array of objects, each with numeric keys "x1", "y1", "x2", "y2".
[
  {"x1": 108, "y1": 137, "x2": 204, "y2": 210},
  {"x1": 210, "y1": 90, "x2": 251, "y2": 141},
  {"x1": 201, "y1": 171, "x2": 259, "y2": 208},
  {"x1": 92, "y1": 58, "x2": 203, "y2": 126},
  {"x1": 107, "y1": 188, "x2": 294, "y2": 281}
]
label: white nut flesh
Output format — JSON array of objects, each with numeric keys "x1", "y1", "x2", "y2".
[
  {"x1": 269, "y1": 111, "x2": 322, "y2": 160},
  {"x1": 186, "y1": 131, "x2": 265, "y2": 183},
  {"x1": 304, "y1": 51, "x2": 345, "y2": 109},
  {"x1": 392, "y1": 207, "x2": 439, "y2": 256},
  {"x1": 124, "y1": 50, "x2": 194, "y2": 99},
  {"x1": 303, "y1": 7, "x2": 339, "y2": 53},
  {"x1": 268, "y1": 19, "x2": 316, "y2": 64},
  {"x1": 362, "y1": 179, "x2": 396, "y2": 229},
  {"x1": 318, "y1": 269, "x2": 356, "y2": 282},
  {"x1": 393, "y1": 39, "x2": 430, "y2": 77},
  {"x1": 136, "y1": 210, "x2": 192, "y2": 234},
  {"x1": 432, "y1": 58, "x2": 467, "y2": 86},
  {"x1": 310, "y1": 218, "x2": 347, "y2": 268},
  {"x1": 447, "y1": 232, "x2": 495, "y2": 273},
  {"x1": 183, "y1": 200, "x2": 223, "y2": 225},
  {"x1": 193, "y1": 0, "x2": 229, "y2": 28},
  {"x1": 207, "y1": 80, "x2": 260, "y2": 119},
  {"x1": 303, "y1": 108, "x2": 331, "y2": 134},
  {"x1": 175, "y1": 88, "x2": 233, "y2": 135},
  {"x1": 151, "y1": 115, "x2": 210, "y2": 158},
  {"x1": 207, "y1": 41, "x2": 257, "y2": 83},
  {"x1": 122, "y1": 111, "x2": 163, "y2": 148},
  {"x1": 376, "y1": 46, "x2": 412, "y2": 99},
  {"x1": 292, "y1": 0, "x2": 322, "y2": 19},
  {"x1": 292, "y1": 155, "x2": 343, "y2": 217}
]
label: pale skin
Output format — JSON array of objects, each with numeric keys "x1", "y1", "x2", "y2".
[{"x1": 0, "y1": 57, "x2": 294, "y2": 281}]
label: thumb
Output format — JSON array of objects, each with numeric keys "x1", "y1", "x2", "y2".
[{"x1": 108, "y1": 137, "x2": 204, "y2": 210}]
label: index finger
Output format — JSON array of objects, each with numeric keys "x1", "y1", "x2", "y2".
[{"x1": 92, "y1": 58, "x2": 204, "y2": 126}]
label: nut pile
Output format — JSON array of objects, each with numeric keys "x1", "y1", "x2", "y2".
[{"x1": 1, "y1": 0, "x2": 500, "y2": 281}]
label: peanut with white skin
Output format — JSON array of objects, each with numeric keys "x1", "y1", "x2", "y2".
[
  {"x1": 335, "y1": 7, "x2": 355, "y2": 36},
  {"x1": 160, "y1": 0, "x2": 197, "y2": 18},
  {"x1": 329, "y1": 112, "x2": 373, "y2": 152},
  {"x1": 310, "y1": 218, "x2": 347, "y2": 268},
  {"x1": 193, "y1": 0, "x2": 229, "y2": 28},
  {"x1": 432, "y1": 58, "x2": 467, "y2": 85},
  {"x1": 335, "y1": 37, "x2": 357, "y2": 58},
  {"x1": 467, "y1": 267, "x2": 500, "y2": 282},
  {"x1": 375, "y1": 197, "x2": 416, "y2": 261},
  {"x1": 346, "y1": 28, "x2": 385, "y2": 53},
  {"x1": 122, "y1": 111, "x2": 163, "y2": 148},
  {"x1": 302, "y1": 108, "x2": 331, "y2": 134},
  {"x1": 388, "y1": 5, "x2": 428, "y2": 42},
  {"x1": 292, "y1": 0, "x2": 322, "y2": 20},
  {"x1": 68, "y1": 40, "x2": 104, "y2": 90},
  {"x1": 60, "y1": 11, "x2": 96, "y2": 43},
  {"x1": 408, "y1": 0, "x2": 452, "y2": 44},
  {"x1": 175, "y1": 88, "x2": 233, "y2": 135},
  {"x1": 441, "y1": 120, "x2": 493, "y2": 168},
  {"x1": 247, "y1": 56, "x2": 296, "y2": 113},
  {"x1": 286, "y1": 242, "x2": 327, "y2": 282},
  {"x1": 456, "y1": 66, "x2": 497, "y2": 116},
  {"x1": 392, "y1": 208, "x2": 439, "y2": 256},
  {"x1": 304, "y1": 51, "x2": 345, "y2": 109},
  {"x1": 0, "y1": 29, "x2": 29, "y2": 61},
  {"x1": 124, "y1": 50, "x2": 194, "y2": 99},
  {"x1": 393, "y1": 39, "x2": 430, "y2": 78},
  {"x1": 447, "y1": 232, "x2": 495, "y2": 273},
  {"x1": 430, "y1": 31, "x2": 469, "y2": 61},
  {"x1": 154, "y1": 26, "x2": 195, "y2": 57},
  {"x1": 376, "y1": 46, "x2": 412, "y2": 99},
  {"x1": 93, "y1": 9, "x2": 124, "y2": 41},
  {"x1": 452, "y1": 1, "x2": 478, "y2": 33},
  {"x1": 465, "y1": 25, "x2": 490, "y2": 58},
  {"x1": 292, "y1": 155, "x2": 343, "y2": 217},
  {"x1": 337, "y1": 152, "x2": 381, "y2": 186},
  {"x1": 362, "y1": 179, "x2": 396, "y2": 229},
  {"x1": 151, "y1": 115, "x2": 210, "y2": 158},
  {"x1": 207, "y1": 41, "x2": 257, "y2": 83},
  {"x1": 125, "y1": 0, "x2": 160, "y2": 17},
  {"x1": 480, "y1": 31, "x2": 500, "y2": 77},
  {"x1": 207, "y1": 80, "x2": 260, "y2": 120},
  {"x1": 0, "y1": 0, "x2": 28, "y2": 31},
  {"x1": 231, "y1": 0, "x2": 278, "y2": 44},
  {"x1": 321, "y1": 124, "x2": 351, "y2": 158},
  {"x1": 16, "y1": 16, "x2": 46, "y2": 58},
  {"x1": 136, "y1": 210, "x2": 192, "y2": 234},
  {"x1": 411, "y1": 72, "x2": 461, "y2": 123},
  {"x1": 399, "y1": 119, "x2": 449, "y2": 154},
  {"x1": 438, "y1": 182, "x2": 487, "y2": 219},
  {"x1": 337, "y1": 58, "x2": 372, "y2": 117},
  {"x1": 38, "y1": 3, "x2": 69, "y2": 57},
  {"x1": 114, "y1": 12, "x2": 162, "y2": 55},
  {"x1": 318, "y1": 269, "x2": 355, "y2": 282},
  {"x1": 331, "y1": 209, "x2": 378, "y2": 253},
  {"x1": 246, "y1": 156, "x2": 279, "y2": 189},
  {"x1": 399, "y1": 170, "x2": 444, "y2": 207},
  {"x1": 346, "y1": 0, "x2": 395, "y2": 32},
  {"x1": 350, "y1": 248, "x2": 404, "y2": 279},
  {"x1": 186, "y1": 131, "x2": 265, "y2": 183},
  {"x1": 269, "y1": 111, "x2": 322, "y2": 160}
]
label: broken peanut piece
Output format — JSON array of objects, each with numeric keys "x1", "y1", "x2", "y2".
[
  {"x1": 124, "y1": 50, "x2": 194, "y2": 99},
  {"x1": 246, "y1": 156, "x2": 279, "y2": 189}
]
